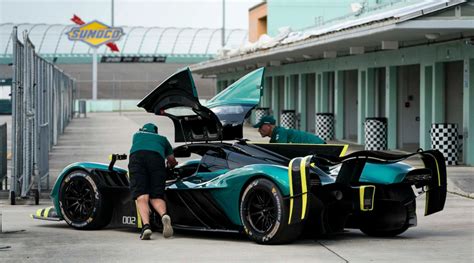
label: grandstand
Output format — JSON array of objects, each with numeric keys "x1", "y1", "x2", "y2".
[{"x1": 0, "y1": 23, "x2": 248, "y2": 100}]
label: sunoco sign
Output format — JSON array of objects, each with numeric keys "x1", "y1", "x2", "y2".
[{"x1": 66, "y1": 20, "x2": 124, "y2": 48}]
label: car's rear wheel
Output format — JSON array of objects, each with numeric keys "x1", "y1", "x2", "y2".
[
  {"x1": 59, "y1": 170, "x2": 112, "y2": 230},
  {"x1": 240, "y1": 178, "x2": 302, "y2": 244}
]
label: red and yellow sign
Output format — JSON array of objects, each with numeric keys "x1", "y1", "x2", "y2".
[{"x1": 67, "y1": 15, "x2": 123, "y2": 52}]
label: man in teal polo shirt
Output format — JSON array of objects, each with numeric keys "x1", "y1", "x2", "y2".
[
  {"x1": 253, "y1": 115, "x2": 325, "y2": 144},
  {"x1": 128, "y1": 123, "x2": 178, "y2": 240}
]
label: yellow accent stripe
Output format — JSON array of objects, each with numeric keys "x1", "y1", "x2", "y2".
[
  {"x1": 339, "y1": 144, "x2": 349, "y2": 157},
  {"x1": 135, "y1": 201, "x2": 143, "y2": 229},
  {"x1": 36, "y1": 209, "x2": 42, "y2": 217},
  {"x1": 300, "y1": 156, "x2": 310, "y2": 220},
  {"x1": 248, "y1": 142, "x2": 349, "y2": 147},
  {"x1": 288, "y1": 158, "x2": 295, "y2": 224},
  {"x1": 428, "y1": 153, "x2": 441, "y2": 187},
  {"x1": 44, "y1": 206, "x2": 52, "y2": 217}
]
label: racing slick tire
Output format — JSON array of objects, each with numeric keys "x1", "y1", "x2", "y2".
[
  {"x1": 59, "y1": 170, "x2": 112, "y2": 230},
  {"x1": 240, "y1": 178, "x2": 303, "y2": 244}
]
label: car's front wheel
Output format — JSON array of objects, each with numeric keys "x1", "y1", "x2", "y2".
[
  {"x1": 240, "y1": 178, "x2": 302, "y2": 244},
  {"x1": 59, "y1": 170, "x2": 112, "y2": 230}
]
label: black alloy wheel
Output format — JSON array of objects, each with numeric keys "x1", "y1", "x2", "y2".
[
  {"x1": 240, "y1": 178, "x2": 303, "y2": 244},
  {"x1": 59, "y1": 170, "x2": 112, "y2": 230},
  {"x1": 62, "y1": 176, "x2": 95, "y2": 222},
  {"x1": 245, "y1": 189, "x2": 277, "y2": 234}
]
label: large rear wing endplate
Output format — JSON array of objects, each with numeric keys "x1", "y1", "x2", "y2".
[{"x1": 310, "y1": 149, "x2": 447, "y2": 216}]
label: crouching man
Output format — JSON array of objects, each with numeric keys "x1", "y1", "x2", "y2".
[
  {"x1": 254, "y1": 115, "x2": 325, "y2": 144},
  {"x1": 128, "y1": 123, "x2": 178, "y2": 240}
]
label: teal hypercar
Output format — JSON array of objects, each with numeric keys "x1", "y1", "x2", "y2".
[{"x1": 34, "y1": 67, "x2": 447, "y2": 244}]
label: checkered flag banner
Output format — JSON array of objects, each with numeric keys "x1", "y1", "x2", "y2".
[
  {"x1": 364, "y1": 118, "x2": 387, "y2": 151},
  {"x1": 431, "y1": 123, "x2": 458, "y2": 165},
  {"x1": 255, "y1": 107, "x2": 270, "y2": 125},
  {"x1": 315, "y1": 113, "x2": 334, "y2": 141},
  {"x1": 281, "y1": 110, "x2": 296, "y2": 129}
]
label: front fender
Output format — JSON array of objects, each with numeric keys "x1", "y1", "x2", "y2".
[{"x1": 50, "y1": 162, "x2": 127, "y2": 219}]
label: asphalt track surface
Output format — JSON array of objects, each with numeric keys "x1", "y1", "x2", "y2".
[{"x1": 1, "y1": 112, "x2": 473, "y2": 262}]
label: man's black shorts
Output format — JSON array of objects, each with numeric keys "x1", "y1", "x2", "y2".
[{"x1": 128, "y1": 150, "x2": 167, "y2": 200}]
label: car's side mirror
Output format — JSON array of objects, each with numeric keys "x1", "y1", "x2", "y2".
[{"x1": 108, "y1": 154, "x2": 127, "y2": 171}]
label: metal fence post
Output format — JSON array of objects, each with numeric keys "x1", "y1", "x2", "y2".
[
  {"x1": 9, "y1": 27, "x2": 76, "y2": 204},
  {"x1": 0, "y1": 123, "x2": 7, "y2": 190}
]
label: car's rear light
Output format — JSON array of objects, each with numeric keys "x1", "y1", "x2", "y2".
[{"x1": 359, "y1": 185, "x2": 375, "y2": 211}]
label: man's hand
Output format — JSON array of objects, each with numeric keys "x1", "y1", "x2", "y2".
[{"x1": 166, "y1": 155, "x2": 178, "y2": 168}]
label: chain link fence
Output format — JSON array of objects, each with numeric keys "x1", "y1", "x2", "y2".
[{"x1": 10, "y1": 26, "x2": 75, "y2": 204}]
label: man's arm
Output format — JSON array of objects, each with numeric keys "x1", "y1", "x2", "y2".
[
  {"x1": 164, "y1": 138, "x2": 178, "y2": 168},
  {"x1": 166, "y1": 155, "x2": 178, "y2": 168},
  {"x1": 274, "y1": 128, "x2": 288, "y2": 143}
]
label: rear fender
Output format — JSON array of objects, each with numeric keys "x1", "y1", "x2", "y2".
[{"x1": 205, "y1": 164, "x2": 289, "y2": 226}]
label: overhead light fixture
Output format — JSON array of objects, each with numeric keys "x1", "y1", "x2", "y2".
[{"x1": 425, "y1": 33, "x2": 440, "y2": 40}]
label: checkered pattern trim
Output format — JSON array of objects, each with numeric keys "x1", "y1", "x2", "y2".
[
  {"x1": 315, "y1": 114, "x2": 334, "y2": 141},
  {"x1": 281, "y1": 111, "x2": 296, "y2": 129},
  {"x1": 431, "y1": 123, "x2": 459, "y2": 165},
  {"x1": 364, "y1": 119, "x2": 387, "y2": 151},
  {"x1": 255, "y1": 108, "x2": 270, "y2": 125}
]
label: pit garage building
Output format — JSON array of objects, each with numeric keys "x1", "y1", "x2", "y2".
[{"x1": 191, "y1": 0, "x2": 474, "y2": 166}]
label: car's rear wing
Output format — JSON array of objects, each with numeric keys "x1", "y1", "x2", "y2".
[
  {"x1": 248, "y1": 142, "x2": 348, "y2": 159},
  {"x1": 310, "y1": 149, "x2": 447, "y2": 216}
]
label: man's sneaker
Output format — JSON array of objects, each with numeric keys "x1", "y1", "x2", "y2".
[
  {"x1": 140, "y1": 224, "x2": 152, "y2": 240},
  {"x1": 161, "y1": 214, "x2": 173, "y2": 238}
]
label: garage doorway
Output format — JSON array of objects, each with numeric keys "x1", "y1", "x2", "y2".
[
  {"x1": 374, "y1": 68, "x2": 386, "y2": 118},
  {"x1": 445, "y1": 61, "x2": 464, "y2": 163},
  {"x1": 397, "y1": 64, "x2": 420, "y2": 151},
  {"x1": 306, "y1": 74, "x2": 316, "y2": 133},
  {"x1": 327, "y1": 72, "x2": 335, "y2": 114},
  {"x1": 277, "y1": 76, "x2": 285, "y2": 124},
  {"x1": 343, "y1": 70, "x2": 358, "y2": 141}
]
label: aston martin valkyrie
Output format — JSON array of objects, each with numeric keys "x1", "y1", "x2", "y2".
[{"x1": 33, "y1": 67, "x2": 447, "y2": 244}]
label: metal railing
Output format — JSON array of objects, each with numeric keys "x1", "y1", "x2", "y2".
[
  {"x1": 1, "y1": 23, "x2": 248, "y2": 56},
  {"x1": 10, "y1": 26, "x2": 75, "y2": 204}
]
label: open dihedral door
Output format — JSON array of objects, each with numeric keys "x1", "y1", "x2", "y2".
[
  {"x1": 137, "y1": 67, "x2": 222, "y2": 142},
  {"x1": 138, "y1": 67, "x2": 265, "y2": 143}
]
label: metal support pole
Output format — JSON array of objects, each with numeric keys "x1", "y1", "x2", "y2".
[
  {"x1": 111, "y1": 0, "x2": 115, "y2": 26},
  {"x1": 92, "y1": 48, "x2": 98, "y2": 100},
  {"x1": 222, "y1": 0, "x2": 225, "y2": 47}
]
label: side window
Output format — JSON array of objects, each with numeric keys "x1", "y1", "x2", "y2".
[
  {"x1": 227, "y1": 152, "x2": 262, "y2": 170},
  {"x1": 198, "y1": 149, "x2": 228, "y2": 172}
]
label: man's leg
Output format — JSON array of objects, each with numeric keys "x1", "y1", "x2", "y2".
[
  {"x1": 150, "y1": 198, "x2": 173, "y2": 238},
  {"x1": 136, "y1": 194, "x2": 152, "y2": 240},
  {"x1": 137, "y1": 194, "x2": 151, "y2": 224},
  {"x1": 149, "y1": 198, "x2": 166, "y2": 217}
]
